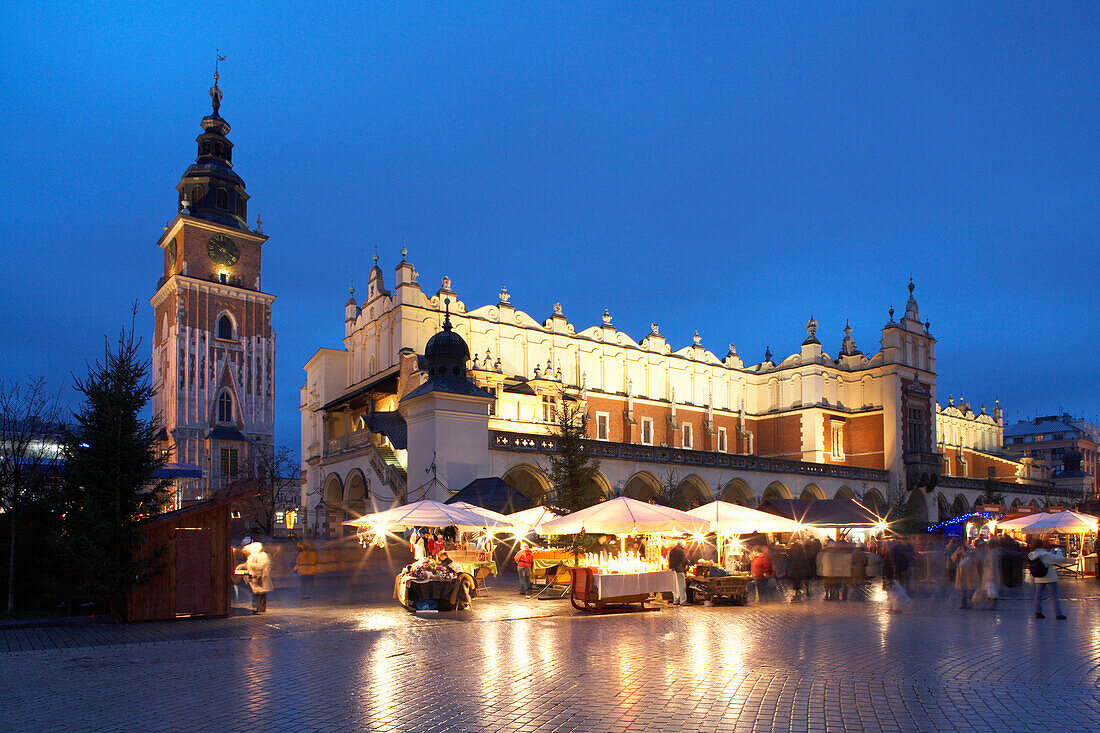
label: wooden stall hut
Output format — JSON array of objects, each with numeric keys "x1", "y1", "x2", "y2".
[{"x1": 125, "y1": 481, "x2": 257, "y2": 621}]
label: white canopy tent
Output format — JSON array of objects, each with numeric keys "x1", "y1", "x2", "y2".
[
  {"x1": 538, "y1": 496, "x2": 712, "y2": 536},
  {"x1": 1020, "y1": 511, "x2": 1099, "y2": 535},
  {"x1": 448, "y1": 501, "x2": 516, "y2": 528},
  {"x1": 506, "y1": 506, "x2": 563, "y2": 534},
  {"x1": 686, "y1": 501, "x2": 805, "y2": 534},
  {"x1": 343, "y1": 499, "x2": 514, "y2": 531},
  {"x1": 998, "y1": 513, "x2": 1048, "y2": 530}
]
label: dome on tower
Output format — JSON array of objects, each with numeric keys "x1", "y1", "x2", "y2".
[
  {"x1": 425, "y1": 328, "x2": 470, "y2": 362},
  {"x1": 422, "y1": 299, "x2": 470, "y2": 378},
  {"x1": 401, "y1": 298, "x2": 493, "y2": 404},
  {"x1": 175, "y1": 68, "x2": 250, "y2": 230}
]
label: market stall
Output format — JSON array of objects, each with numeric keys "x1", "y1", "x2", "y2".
[
  {"x1": 539, "y1": 496, "x2": 711, "y2": 611},
  {"x1": 1020, "y1": 511, "x2": 1098, "y2": 577},
  {"x1": 344, "y1": 500, "x2": 516, "y2": 610},
  {"x1": 687, "y1": 500, "x2": 804, "y2": 567}
]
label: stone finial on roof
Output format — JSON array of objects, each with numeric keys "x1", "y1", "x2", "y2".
[
  {"x1": 693, "y1": 330, "x2": 702, "y2": 347},
  {"x1": 498, "y1": 286, "x2": 511, "y2": 305},
  {"x1": 764, "y1": 346, "x2": 773, "y2": 363},
  {"x1": 602, "y1": 308, "x2": 612, "y2": 326},
  {"x1": 651, "y1": 323, "x2": 660, "y2": 336},
  {"x1": 948, "y1": 394, "x2": 954, "y2": 406},
  {"x1": 553, "y1": 302, "x2": 563, "y2": 316},
  {"x1": 839, "y1": 319, "x2": 861, "y2": 357},
  {"x1": 803, "y1": 315, "x2": 820, "y2": 345},
  {"x1": 904, "y1": 278, "x2": 920, "y2": 321}
]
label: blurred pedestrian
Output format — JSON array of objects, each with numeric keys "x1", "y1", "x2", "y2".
[
  {"x1": 235, "y1": 541, "x2": 274, "y2": 614},
  {"x1": 293, "y1": 540, "x2": 318, "y2": 600},
  {"x1": 751, "y1": 545, "x2": 775, "y2": 602},
  {"x1": 979, "y1": 540, "x2": 1003, "y2": 610},
  {"x1": 788, "y1": 539, "x2": 812, "y2": 602},
  {"x1": 954, "y1": 544, "x2": 979, "y2": 609},
  {"x1": 1029, "y1": 539, "x2": 1070, "y2": 620},
  {"x1": 514, "y1": 543, "x2": 534, "y2": 595},
  {"x1": 669, "y1": 540, "x2": 689, "y2": 605}
]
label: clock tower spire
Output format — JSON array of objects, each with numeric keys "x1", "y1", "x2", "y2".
[
  {"x1": 151, "y1": 70, "x2": 276, "y2": 505},
  {"x1": 175, "y1": 56, "x2": 249, "y2": 231}
]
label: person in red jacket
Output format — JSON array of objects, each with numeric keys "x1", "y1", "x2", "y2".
[
  {"x1": 750, "y1": 546, "x2": 774, "y2": 602},
  {"x1": 515, "y1": 544, "x2": 534, "y2": 595}
]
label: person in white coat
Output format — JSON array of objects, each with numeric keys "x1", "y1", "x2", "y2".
[
  {"x1": 236, "y1": 541, "x2": 275, "y2": 614},
  {"x1": 1028, "y1": 539, "x2": 1071, "y2": 620}
]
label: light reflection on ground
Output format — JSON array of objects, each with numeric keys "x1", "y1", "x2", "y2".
[{"x1": 3, "y1": 569, "x2": 1100, "y2": 731}]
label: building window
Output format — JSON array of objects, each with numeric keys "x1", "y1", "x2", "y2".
[
  {"x1": 831, "y1": 423, "x2": 844, "y2": 459},
  {"x1": 682, "y1": 423, "x2": 693, "y2": 449},
  {"x1": 907, "y1": 407, "x2": 927, "y2": 453},
  {"x1": 596, "y1": 412, "x2": 609, "y2": 441},
  {"x1": 217, "y1": 314, "x2": 233, "y2": 340},
  {"x1": 216, "y1": 188, "x2": 229, "y2": 210},
  {"x1": 218, "y1": 392, "x2": 234, "y2": 423},
  {"x1": 487, "y1": 387, "x2": 498, "y2": 417},
  {"x1": 540, "y1": 394, "x2": 557, "y2": 423},
  {"x1": 191, "y1": 185, "x2": 203, "y2": 206},
  {"x1": 220, "y1": 448, "x2": 239, "y2": 477},
  {"x1": 236, "y1": 197, "x2": 245, "y2": 218},
  {"x1": 717, "y1": 427, "x2": 727, "y2": 453},
  {"x1": 641, "y1": 417, "x2": 653, "y2": 446}
]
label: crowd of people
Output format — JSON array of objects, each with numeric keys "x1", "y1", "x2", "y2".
[{"x1": 735, "y1": 534, "x2": 919, "y2": 604}]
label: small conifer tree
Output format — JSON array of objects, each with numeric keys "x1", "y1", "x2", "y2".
[
  {"x1": 546, "y1": 386, "x2": 600, "y2": 514},
  {"x1": 58, "y1": 316, "x2": 168, "y2": 618}
]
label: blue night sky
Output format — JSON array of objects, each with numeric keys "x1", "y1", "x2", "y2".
[{"x1": 2, "y1": 3, "x2": 1098, "y2": 448}]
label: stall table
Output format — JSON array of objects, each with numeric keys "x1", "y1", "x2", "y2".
[
  {"x1": 569, "y1": 567, "x2": 674, "y2": 612},
  {"x1": 687, "y1": 572, "x2": 750, "y2": 604},
  {"x1": 394, "y1": 572, "x2": 476, "y2": 611}
]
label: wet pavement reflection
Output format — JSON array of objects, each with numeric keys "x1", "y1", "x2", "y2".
[{"x1": 3, "y1": 569, "x2": 1100, "y2": 731}]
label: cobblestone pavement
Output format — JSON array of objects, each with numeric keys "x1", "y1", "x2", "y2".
[{"x1": 3, "y1": 576, "x2": 1099, "y2": 732}]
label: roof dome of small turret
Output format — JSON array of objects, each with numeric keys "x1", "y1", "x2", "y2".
[
  {"x1": 425, "y1": 327, "x2": 470, "y2": 362},
  {"x1": 423, "y1": 299, "x2": 470, "y2": 378}
]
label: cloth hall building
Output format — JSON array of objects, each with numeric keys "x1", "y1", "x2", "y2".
[{"x1": 300, "y1": 257, "x2": 1077, "y2": 536}]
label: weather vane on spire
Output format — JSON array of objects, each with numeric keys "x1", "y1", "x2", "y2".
[{"x1": 210, "y1": 50, "x2": 226, "y2": 113}]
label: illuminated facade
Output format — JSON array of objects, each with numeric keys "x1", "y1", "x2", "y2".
[
  {"x1": 150, "y1": 74, "x2": 275, "y2": 501},
  {"x1": 301, "y1": 257, "x2": 1070, "y2": 535}
]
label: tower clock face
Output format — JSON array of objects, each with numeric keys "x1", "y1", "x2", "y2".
[
  {"x1": 207, "y1": 234, "x2": 240, "y2": 266},
  {"x1": 167, "y1": 236, "x2": 177, "y2": 266}
]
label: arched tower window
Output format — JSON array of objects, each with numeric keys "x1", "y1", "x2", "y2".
[
  {"x1": 236, "y1": 197, "x2": 245, "y2": 218},
  {"x1": 191, "y1": 185, "x2": 203, "y2": 206},
  {"x1": 218, "y1": 391, "x2": 234, "y2": 423},
  {"x1": 202, "y1": 141, "x2": 212, "y2": 156},
  {"x1": 217, "y1": 314, "x2": 233, "y2": 340},
  {"x1": 214, "y1": 141, "x2": 223, "y2": 157},
  {"x1": 216, "y1": 188, "x2": 229, "y2": 210}
]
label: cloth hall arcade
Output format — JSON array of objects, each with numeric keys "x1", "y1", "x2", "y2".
[{"x1": 300, "y1": 258, "x2": 1070, "y2": 536}]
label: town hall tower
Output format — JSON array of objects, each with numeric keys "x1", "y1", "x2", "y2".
[{"x1": 151, "y1": 69, "x2": 275, "y2": 501}]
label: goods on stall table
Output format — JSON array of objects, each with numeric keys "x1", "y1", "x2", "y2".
[
  {"x1": 591, "y1": 569, "x2": 676, "y2": 600},
  {"x1": 394, "y1": 561, "x2": 477, "y2": 611}
]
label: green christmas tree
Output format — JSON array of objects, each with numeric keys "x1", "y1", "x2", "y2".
[{"x1": 58, "y1": 318, "x2": 168, "y2": 618}]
